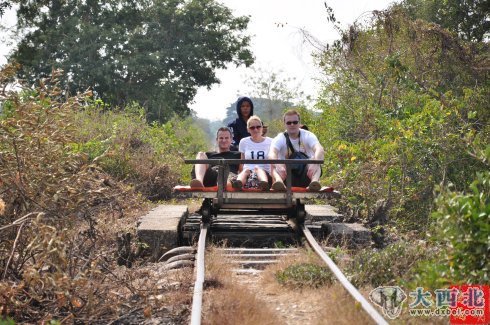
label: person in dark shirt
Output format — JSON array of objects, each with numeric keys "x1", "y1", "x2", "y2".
[
  {"x1": 227, "y1": 96, "x2": 254, "y2": 150},
  {"x1": 190, "y1": 127, "x2": 242, "y2": 187}
]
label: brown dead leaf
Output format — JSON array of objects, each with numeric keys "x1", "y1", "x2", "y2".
[
  {"x1": 0, "y1": 198, "x2": 5, "y2": 216},
  {"x1": 71, "y1": 296, "x2": 83, "y2": 308},
  {"x1": 56, "y1": 293, "x2": 66, "y2": 308},
  {"x1": 143, "y1": 306, "x2": 152, "y2": 318}
]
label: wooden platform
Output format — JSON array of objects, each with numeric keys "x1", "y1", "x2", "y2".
[
  {"x1": 305, "y1": 204, "x2": 342, "y2": 222},
  {"x1": 181, "y1": 213, "x2": 299, "y2": 247},
  {"x1": 173, "y1": 185, "x2": 339, "y2": 200}
]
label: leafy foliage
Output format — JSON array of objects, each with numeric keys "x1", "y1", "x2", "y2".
[
  {"x1": 0, "y1": 68, "x2": 142, "y2": 322},
  {"x1": 275, "y1": 263, "x2": 333, "y2": 289},
  {"x1": 315, "y1": 9, "x2": 489, "y2": 229},
  {"x1": 0, "y1": 66, "x2": 208, "y2": 322},
  {"x1": 11, "y1": 0, "x2": 254, "y2": 123},
  {"x1": 423, "y1": 170, "x2": 489, "y2": 286},
  {"x1": 71, "y1": 102, "x2": 208, "y2": 200},
  {"x1": 0, "y1": 69, "x2": 95, "y2": 219},
  {"x1": 348, "y1": 242, "x2": 429, "y2": 287},
  {"x1": 312, "y1": 4, "x2": 489, "y2": 289},
  {"x1": 400, "y1": 0, "x2": 490, "y2": 42},
  {"x1": 0, "y1": 1, "x2": 11, "y2": 16}
]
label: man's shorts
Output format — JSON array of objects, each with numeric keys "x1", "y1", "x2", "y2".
[
  {"x1": 203, "y1": 166, "x2": 237, "y2": 187},
  {"x1": 290, "y1": 165, "x2": 322, "y2": 187},
  {"x1": 291, "y1": 173, "x2": 310, "y2": 187}
]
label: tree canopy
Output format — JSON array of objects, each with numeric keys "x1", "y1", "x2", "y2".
[
  {"x1": 314, "y1": 7, "x2": 489, "y2": 226},
  {"x1": 10, "y1": 0, "x2": 254, "y2": 122},
  {"x1": 0, "y1": 1, "x2": 11, "y2": 16},
  {"x1": 399, "y1": 0, "x2": 490, "y2": 42}
]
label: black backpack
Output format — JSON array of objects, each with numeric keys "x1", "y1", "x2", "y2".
[{"x1": 284, "y1": 132, "x2": 309, "y2": 178}]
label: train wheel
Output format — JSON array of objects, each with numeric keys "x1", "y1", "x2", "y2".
[
  {"x1": 287, "y1": 201, "x2": 306, "y2": 223},
  {"x1": 201, "y1": 199, "x2": 213, "y2": 223},
  {"x1": 295, "y1": 201, "x2": 306, "y2": 224}
]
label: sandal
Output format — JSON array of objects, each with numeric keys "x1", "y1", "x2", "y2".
[
  {"x1": 307, "y1": 181, "x2": 321, "y2": 191},
  {"x1": 259, "y1": 181, "x2": 270, "y2": 191},
  {"x1": 271, "y1": 181, "x2": 286, "y2": 191},
  {"x1": 190, "y1": 179, "x2": 204, "y2": 188},
  {"x1": 232, "y1": 179, "x2": 243, "y2": 190}
]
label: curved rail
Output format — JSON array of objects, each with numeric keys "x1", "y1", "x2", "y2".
[
  {"x1": 301, "y1": 225, "x2": 388, "y2": 325},
  {"x1": 190, "y1": 223, "x2": 208, "y2": 325}
]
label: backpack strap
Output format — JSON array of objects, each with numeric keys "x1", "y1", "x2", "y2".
[{"x1": 283, "y1": 131, "x2": 301, "y2": 157}]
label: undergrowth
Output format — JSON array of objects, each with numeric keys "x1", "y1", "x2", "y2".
[
  {"x1": 275, "y1": 263, "x2": 333, "y2": 289},
  {"x1": 0, "y1": 66, "x2": 207, "y2": 323}
]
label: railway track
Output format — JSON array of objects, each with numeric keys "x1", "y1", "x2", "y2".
[
  {"x1": 172, "y1": 159, "x2": 386, "y2": 324},
  {"x1": 187, "y1": 215, "x2": 388, "y2": 325}
]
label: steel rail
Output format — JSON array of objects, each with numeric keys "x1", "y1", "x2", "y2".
[
  {"x1": 301, "y1": 225, "x2": 389, "y2": 325},
  {"x1": 190, "y1": 223, "x2": 208, "y2": 325}
]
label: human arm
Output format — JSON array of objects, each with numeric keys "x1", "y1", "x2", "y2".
[
  {"x1": 312, "y1": 142, "x2": 324, "y2": 160},
  {"x1": 268, "y1": 146, "x2": 279, "y2": 159},
  {"x1": 238, "y1": 152, "x2": 244, "y2": 172}
]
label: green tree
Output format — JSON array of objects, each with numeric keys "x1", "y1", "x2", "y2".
[
  {"x1": 399, "y1": 0, "x2": 490, "y2": 42},
  {"x1": 315, "y1": 8, "x2": 489, "y2": 227},
  {"x1": 432, "y1": 169, "x2": 490, "y2": 285},
  {"x1": 10, "y1": 0, "x2": 254, "y2": 122},
  {"x1": 0, "y1": 1, "x2": 11, "y2": 16},
  {"x1": 222, "y1": 68, "x2": 308, "y2": 136},
  {"x1": 243, "y1": 68, "x2": 302, "y2": 122}
]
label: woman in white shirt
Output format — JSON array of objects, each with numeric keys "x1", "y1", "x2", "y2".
[{"x1": 233, "y1": 115, "x2": 272, "y2": 190}]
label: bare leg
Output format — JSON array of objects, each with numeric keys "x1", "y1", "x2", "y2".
[
  {"x1": 255, "y1": 167, "x2": 270, "y2": 190},
  {"x1": 306, "y1": 164, "x2": 322, "y2": 191},
  {"x1": 271, "y1": 164, "x2": 286, "y2": 191},
  {"x1": 237, "y1": 169, "x2": 250, "y2": 184},
  {"x1": 255, "y1": 168, "x2": 268, "y2": 182},
  {"x1": 190, "y1": 152, "x2": 208, "y2": 187},
  {"x1": 232, "y1": 169, "x2": 249, "y2": 189},
  {"x1": 307, "y1": 164, "x2": 321, "y2": 182}
]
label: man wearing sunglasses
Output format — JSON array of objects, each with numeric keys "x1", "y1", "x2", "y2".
[{"x1": 269, "y1": 109, "x2": 324, "y2": 191}]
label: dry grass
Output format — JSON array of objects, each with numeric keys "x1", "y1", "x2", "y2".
[
  {"x1": 200, "y1": 246, "x2": 380, "y2": 325},
  {"x1": 258, "y1": 248, "x2": 376, "y2": 324},
  {"x1": 202, "y1": 247, "x2": 283, "y2": 325}
]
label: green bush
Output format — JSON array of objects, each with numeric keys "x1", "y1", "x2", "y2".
[
  {"x1": 275, "y1": 263, "x2": 333, "y2": 289},
  {"x1": 348, "y1": 241, "x2": 428, "y2": 287},
  {"x1": 314, "y1": 9, "x2": 489, "y2": 231},
  {"x1": 71, "y1": 102, "x2": 209, "y2": 199},
  {"x1": 0, "y1": 317, "x2": 16, "y2": 325},
  {"x1": 423, "y1": 170, "x2": 490, "y2": 286}
]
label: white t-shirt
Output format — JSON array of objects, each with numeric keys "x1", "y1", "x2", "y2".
[
  {"x1": 270, "y1": 130, "x2": 319, "y2": 159},
  {"x1": 238, "y1": 136, "x2": 273, "y2": 173}
]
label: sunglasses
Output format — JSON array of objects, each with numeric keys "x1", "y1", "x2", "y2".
[
  {"x1": 285, "y1": 120, "x2": 299, "y2": 125},
  {"x1": 249, "y1": 125, "x2": 262, "y2": 130}
]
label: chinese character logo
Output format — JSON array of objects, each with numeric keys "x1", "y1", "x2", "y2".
[
  {"x1": 450, "y1": 285, "x2": 489, "y2": 325},
  {"x1": 369, "y1": 286, "x2": 407, "y2": 319}
]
